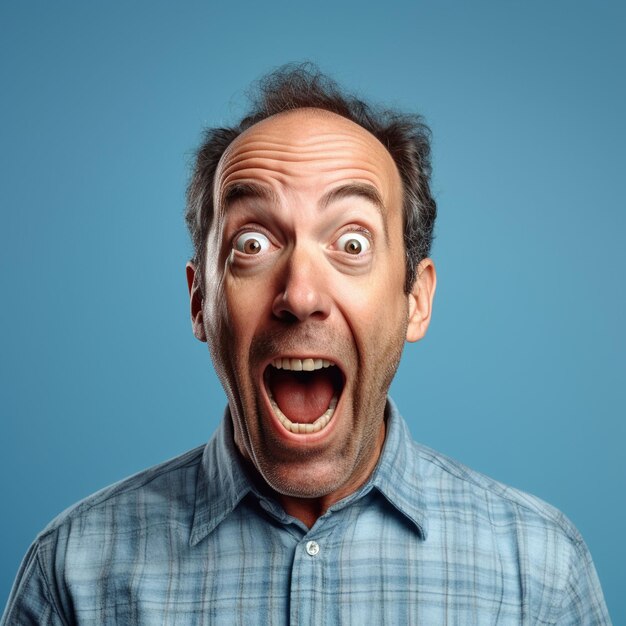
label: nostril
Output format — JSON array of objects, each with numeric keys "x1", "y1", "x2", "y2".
[{"x1": 274, "y1": 308, "x2": 300, "y2": 323}]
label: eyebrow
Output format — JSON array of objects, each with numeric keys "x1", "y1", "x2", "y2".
[
  {"x1": 320, "y1": 183, "x2": 389, "y2": 239},
  {"x1": 220, "y1": 180, "x2": 389, "y2": 240},
  {"x1": 220, "y1": 182, "x2": 280, "y2": 213}
]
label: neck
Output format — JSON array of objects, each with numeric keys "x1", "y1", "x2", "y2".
[{"x1": 274, "y1": 420, "x2": 386, "y2": 528}]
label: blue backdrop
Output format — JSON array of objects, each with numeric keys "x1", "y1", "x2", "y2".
[{"x1": 1, "y1": 1, "x2": 624, "y2": 621}]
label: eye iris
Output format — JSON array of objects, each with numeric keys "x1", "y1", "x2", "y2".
[
  {"x1": 243, "y1": 238, "x2": 262, "y2": 254},
  {"x1": 345, "y1": 238, "x2": 362, "y2": 254}
]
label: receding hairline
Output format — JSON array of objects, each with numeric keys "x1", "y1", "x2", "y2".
[{"x1": 223, "y1": 106, "x2": 397, "y2": 162}]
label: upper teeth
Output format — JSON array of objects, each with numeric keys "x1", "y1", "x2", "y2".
[{"x1": 271, "y1": 358, "x2": 335, "y2": 371}]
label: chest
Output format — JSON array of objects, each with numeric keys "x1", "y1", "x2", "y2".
[{"x1": 65, "y1": 504, "x2": 543, "y2": 625}]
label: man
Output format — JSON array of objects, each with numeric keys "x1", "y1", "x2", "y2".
[{"x1": 2, "y1": 66, "x2": 610, "y2": 624}]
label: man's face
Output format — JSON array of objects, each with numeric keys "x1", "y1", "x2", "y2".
[{"x1": 189, "y1": 108, "x2": 433, "y2": 505}]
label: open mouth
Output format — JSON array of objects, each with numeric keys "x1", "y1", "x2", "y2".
[{"x1": 263, "y1": 358, "x2": 344, "y2": 434}]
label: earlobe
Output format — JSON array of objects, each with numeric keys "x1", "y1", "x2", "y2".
[
  {"x1": 406, "y1": 259, "x2": 437, "y2": 343},
  {"x1": 186, "y1": 262, "x2": 207, "y2": 343}
]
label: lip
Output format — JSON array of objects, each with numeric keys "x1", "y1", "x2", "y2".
[{"x1": 259, "y1": 355, "x2": 346, "y2": 444}]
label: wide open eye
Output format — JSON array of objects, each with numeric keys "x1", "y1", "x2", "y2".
[
  {"x1": 234, "y1": 232, "x2": 271, "y2": 255},
  {"x1": 335, "y1": 232, "x2": 371, "y2": 255}
]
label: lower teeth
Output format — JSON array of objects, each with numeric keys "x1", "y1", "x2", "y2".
[{"x1": 268, "y1": 394, "x2": 338, "y2": 434}]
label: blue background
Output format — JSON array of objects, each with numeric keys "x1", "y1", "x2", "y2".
[{"x1": 1, "y1": 1, "x2": 624, "y2": 621}]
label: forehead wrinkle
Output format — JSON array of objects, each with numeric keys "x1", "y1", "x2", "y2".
[
  {"x1": 230, "y1": 121, "x2": 376, "y2": 147},
  {"x1": 228, "y1": 135, "x2": 376, "y2": 155},
  {"x1": 221, "y1": 138, "x2": 390, "y2": 181},
  {"x1": 221, "y1": 143, "x2": 383, "y2": 171},
  {"x1": 225, "y1": 109, "x2": 401, "y2": 180},
  {"x1": 221, "y1": 157, "x2": 387, "y2": 182},
  {"x1": 214, "y1": 109, "x2": 404, "y2": 232},
  {"x1": 224, "y1": 127, "x2": 384, "y2": 170}
]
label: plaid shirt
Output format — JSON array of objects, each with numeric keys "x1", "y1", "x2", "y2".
[{"x1": 2, "y1": 399, "x2": 610, "y2": 625}]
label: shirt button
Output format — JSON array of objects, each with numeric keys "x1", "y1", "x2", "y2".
[{"x1": 305, "y1": 540, "x2": 320, "y2": 556}]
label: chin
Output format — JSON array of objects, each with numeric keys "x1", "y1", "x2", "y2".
[{"x1": 259, "y1": 459, "x2": 349, "y2": 500}]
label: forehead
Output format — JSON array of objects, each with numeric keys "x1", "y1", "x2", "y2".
[{"x1": 215, "y1": 108, "x2": 402, "y2": 207}]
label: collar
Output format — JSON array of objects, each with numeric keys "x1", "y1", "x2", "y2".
[
  {"x1": 190, "y1": 398, "x2": 428, "y2": 546},
  {"x1": 366, "y1": 397, "x2": 429, "y2": 539},
  {"x1": 190, "y1": 410, "x2": 253, "y2": 546}
]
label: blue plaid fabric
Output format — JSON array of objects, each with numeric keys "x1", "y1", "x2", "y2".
[{"x1": 2, "y1": 399, "x2": 610, "y2": 625}]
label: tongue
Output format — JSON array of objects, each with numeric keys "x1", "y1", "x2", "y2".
[{"x1": 270, "y1": 370, "x2": 335, "y2": 424}]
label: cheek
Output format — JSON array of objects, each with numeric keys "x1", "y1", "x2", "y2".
[
  {"x1": 336, "y1": 280, "x2": 408, "y2": 362},
  {"x1": 338, "y1": 268, "x2": 406, "y2": 318},
  {"x1": 222, "y1": 276, "x2": 268, "y2": 344}
]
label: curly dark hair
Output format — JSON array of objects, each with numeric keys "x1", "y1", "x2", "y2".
[{"x1": 186, "y1": 63, "x2": 436, "y2": 293}]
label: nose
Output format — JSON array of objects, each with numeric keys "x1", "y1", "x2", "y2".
[{"x1": 271, "y1": 246, "x2": 332, "y2": 323}]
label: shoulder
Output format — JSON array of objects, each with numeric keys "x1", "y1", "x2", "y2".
[
  {"x1": 2, "y1": 446, "x2": 204, "y2": 624},
  {"x1": 2, "y1": 445, "x2": 207, "y2": 625},
  {"x1": 384, "y1": 401, "x2": 585, "y2": 556},
  {"x1": 404, "y1": 434, "x2": 597, "y2": 612},
  {"x1": 386, "y1": 403, "x2": 582, "y2": 546},
  {"x1": 385, "y1": 411, "x2": 610, "y2": 623},
  {"x1": 409, "y1": 437, "x2": 583, "y2": 544},
  {"x1": 37, "y1": 444, "x2": 205, "y2": 549},
  {"x1": 411, "y1": 440, "x2": 611, "y2": 622}
]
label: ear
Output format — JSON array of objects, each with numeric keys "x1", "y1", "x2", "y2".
[
  {"x1": 406, "y1": 258, "x2": 436, "y2": 343},
  {"x1": 186, "y1": 262, "x2": 207, "y2": 342}
]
